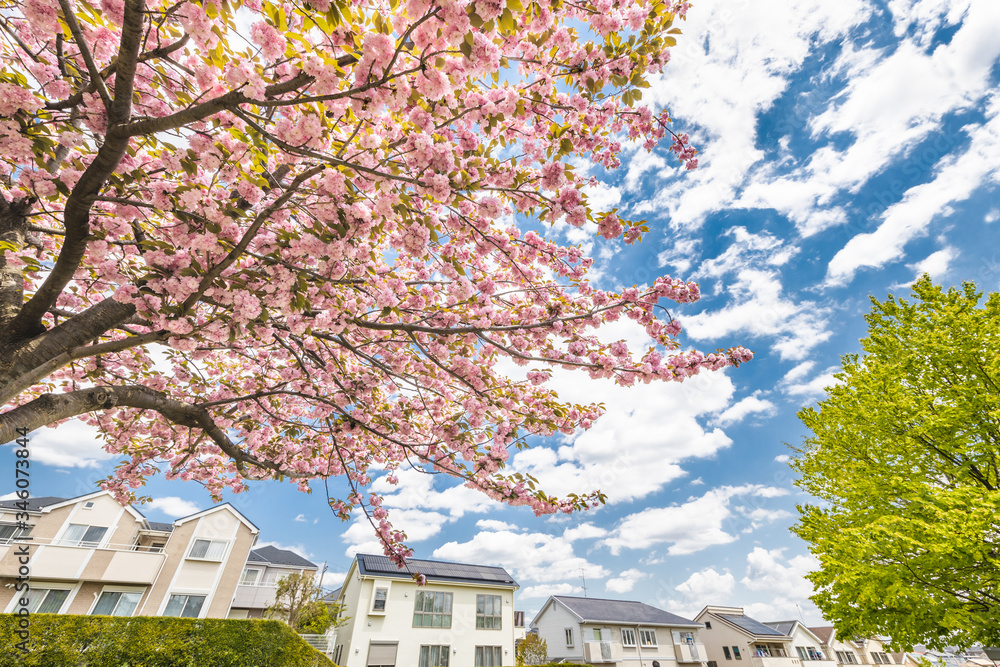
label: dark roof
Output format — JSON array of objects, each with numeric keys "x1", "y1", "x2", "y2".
[
  {"x1": 323, "y1": 587, "x2": 342, "y2": 602},
  {"x1": 248, "y1": 545, "x2": 317, "y2": 569},
  {"x1": 356, "y1": 554, "x2": 518, "y2": 588},
  {"x1": 766, "y1": 621, "x2": 798, "y2": 636},
  {"x1": 810, "y1": 627, "x2": 835, "y2": 644},
  {"x1": 145, "y1": 521, "x2": 174, "y2": 532},
  {"x1": 0, "y1": 496, "x2": 66, "y2": 512},
  {"x1": 554, "y1": 596, "x2": 700, "y2": 626},
  {"x1": 719, "y1": 614, "x2": 788, "y2": 637}
]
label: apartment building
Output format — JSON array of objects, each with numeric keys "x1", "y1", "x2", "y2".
[
  {"x1": 809, "y1": 627, "x2": 896, "y2": 667},
  {"x1": 331, "y1": 553, "x2": 519, "y2": 667},
  {"x1": 531, "y1": 595, "x2": 708, "y2": 667},
  {"x1": 765, "y1": 621, "x2": 837, "y2": 667},
  {"x1": 695, "y1": 606, "x2": 799, "y2": 667},
  {"x1": 0, "y1": 490, "x2": 310, "y2": 619}
]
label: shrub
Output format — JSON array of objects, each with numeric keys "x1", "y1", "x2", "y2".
[{"x1": 0, "y1": 614, "x2": 336, "y2": 666}]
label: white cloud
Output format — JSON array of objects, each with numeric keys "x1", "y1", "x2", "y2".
[
  {"x1": 28, "y1": 418, "x2": 116, "y2": 468},
  {"x1": 322, "y1": 570, "x2": 347, "y2": 590},
  {"x1": 0, "y1": 492, "x2": 18, "y2": 501},
  {"x1": 783, "y1": 369, "x2": 841, "y2": 399},
  {"x1": 145, "y1": 497, "x2": 200, "y2": 518},
  {"x1": 434, "y1": 528, "x2": 609, "y2": 584},
  {"x1": 520, "y1": 583, "x2": 583, "y2": 599},
  {"x1": 713, "y1": 392, "x2": 777, "y2": 426},
  {"x1": 782, "y1": 361, "x2": 816, "y2": 384},
  {"x1": 675, "y1": 567, "x2": 736, "y2": 601},
  {"x1": 256, "y1": 540, "x2": 315, "y2": 562},
  {"x1": 907, "y1": 247, "x2": 957, "y2": 281},
  {"x1": 563, "y1": 523, "x2": 608, "y2": 542},
  {"x1": 606, "y1": 568, "x2": 647, "y2": 593},
  {"x1": 603, "y1": 485, "x2": 790, "y2": 556},
  {"x1": 294, "y1": 514, "x2": 307, "y2": 522},
  {"x1": 342, "y1": 507, "x2": 450, "y2": 556},
  {"x1": 774, "y1": 454, "x2": 790, "y2": 463},
  {"x1": 682, "y1": 269, "x2": 831, "y2": 361},
  {"x1": 740, "y1": 547, "x2": 822, "y2": 622},
  {"x1": 476, "y1": 519, "x2": 518, "y2": 532}
]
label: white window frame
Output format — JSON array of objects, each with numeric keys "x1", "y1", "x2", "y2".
[
  {"x1": 58, "y1": 523, "x2": 109, "y2": 548},
  {"x1": 90, "y1": 586, "x2": 144, "y2": 617},
  {"x1": 639, "y1": 629, "x2": 658, "y2": 648},
  {"x1": 0, "y1": 523, "x2": 31, "y2": 545},
  {"x1": 240, "y1": 567, "x2": 261, "y2": 585},
  {"x1": 185, "y1": 538, "x2": 228, "y2": 561},
  {"x1": 163, "y1": 592, "x2": 208, "y2": 618},
  {"x1": 593, "y1": 628, "x2": 604, "y2": 641},
  {"x1": 621, "y1": 628, "x2": 637, "y2": 647},
  {"x1": 565, "y1": 628, "x2": 574, "y2": 646},
  {"x1": 370, "y1": 582, "x2": 390, "y2": 614},
  {"x1": 5, "y1": 582, "x2": 75, "y2": 614}
]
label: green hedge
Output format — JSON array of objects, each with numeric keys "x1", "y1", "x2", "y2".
[{"x1": 0, "y1": 614, "x2": 337, "y2": 667}]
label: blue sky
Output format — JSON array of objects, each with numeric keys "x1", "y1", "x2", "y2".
[{"x1": 9, "y1": 0, "x2": 1000, "y2": 626}]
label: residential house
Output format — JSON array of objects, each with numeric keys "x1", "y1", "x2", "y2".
[
  {"x1": 695, "y1": 606, "x2": 798, "y2": 667},
  {"x1": 331, "y1": 553, "x2": 519, "y2": 667},
  {"x1": 810, "y1": 627, "x2": 896, "y2": 667},
  {"x1": 228, "y1": 544, "x2": 319, "y2": 619},
  {"x1": 765, "y1": 621, "x2": 837, "y2": 667},
  {"x1": 531, "y1": 595, "x2": 708, "y2": 667},
  {"x1": 0, "y1": 490, "x2": 259, "y2": 618}
]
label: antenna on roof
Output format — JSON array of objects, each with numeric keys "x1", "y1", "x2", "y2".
[
  {"x1": 796, "y1": 603, "x2": 805, "y2": 623},
  {"x1": 580, "y1": 568, "x2": 588, "y2": 598}
]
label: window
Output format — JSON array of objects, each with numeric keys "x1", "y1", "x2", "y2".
[
  {"x1": 622, "y1": 628, "x2": 637, "y2": 647},
  {"x1": 60, "y1": 524, "x2": 108, "y2": 547},
  {"x1": 83, "y1": 501, "x2": 96, "y2": 509},
  {"x1": 240, "y1": 568, "x2": 260, "y2": 585},
  {"x1": 705, "y1": 622, "x2": 712, "y2": 629},
  {"x1": 91, "y1": 591, "x2": 142, "y2": 616},
  {"x1": 419, "y1": 645, "x2": 450, "y2": 667},
  {"x1": 679, "y1": 631, "x2": 696, "y2": 645},
  {"x1": 372, "y1": 585, "x2": 389, "y2": 613},
  {"x1": 368, "y1": 641, "x2": 398, "y2": 667},
  {"x1": 0, "y1": 523, "x2": 30, "y2": 544},
  {"x1": 163, "y1": 594, "x2": 206, "y2": 618},
  {"x1": 475, "y1": 646, "x2": 503, "y2": 667},
  {"x1": 724, "y1": 647, "x2": 733, "y2": 660},
  {"x1": 565, "y1": 628, "x2": 574, "y2": 646},
  {"x1": 639, "y1": 630, "x2": 658, "y2": 647},
  {"x1": 798, "y1": 648, "x2": 810, "y2": 661},
  {"x1": 413, "y1": 591, "x2": 452, "y2": 628},
  {"x1": 872, "y1": 653, "x2": 892, "y2": 665},
  {"x1": 733, "y1": 646, "x2": 742, "y2": 660},
  {"x1": 593, "y1": 628, "x2": 604, "y2": 641},
  {"x1": 333, "y1": 646, "x2": 343, "y2": 665},
  {"x1": 187, "y1": 538, "x2": 227, "y2": 560},
  {"x1": 24, "y1": 588, "x2": 70, "y2": 613},
  {"x1": 476, "y1": 594, "x2": 502, "y2": 629},
  {"x1": 837, "y1": 652, "x2": 859, "y2": 665},
  {"x1": 514, "y1": 610, "x2": 525, "y2": 627}
]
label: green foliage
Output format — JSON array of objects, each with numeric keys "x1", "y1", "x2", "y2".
[
  {"x1": 0, "y1": 613, "x2": 336, "y2": 666},
  {"x1": 516, "y1": 633, "x2": 549, "y2": 665},
  {"x1": 791, "y1": 276, "x2": 1000, "y2": 649},
  {"x1": 296, "y1": 599, "x2": 332, "y2": 634},
  {"x1": 267, "y1": 571, "x2": 345, "y2": 634}
]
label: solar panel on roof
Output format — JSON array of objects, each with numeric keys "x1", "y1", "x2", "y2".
[{"x1": 721, "y1": 615, "x2": 786, "y2": 636}]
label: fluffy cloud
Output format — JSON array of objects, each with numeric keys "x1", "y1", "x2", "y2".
[
  {"x1": 676, "y1": 568, "x2": 736, "y2": 602},
  {"x1": 782, "y1": 368, "x2": 841, "y2": 399},
  {"x1": 520, "y1": 583, "x2": 583, "y2": 600},
  {"x1": 343, "y1": 508, "x2": 451, "y2": 557},
  {"x1": 603, "y1": 485, "x2": 790, "y2": 556},
  {"x1": 606, "y1": 568, "x2": 648, "y2": 593},
  {"x1": 28, "y1": 418, "x2": 116, "y2": 469},
  {"x1": 145, "y1": 497, "x2": 200, "y2": 518},
  {"x1": 713, "y1": 392, "x2": 777, "y2": 426},
  {"x1": 740, "y1": 547, "x2": 822, "y2": 622}
]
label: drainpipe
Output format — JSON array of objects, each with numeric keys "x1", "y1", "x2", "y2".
[{"x1": 635, "y1": 626, "x2": 644, "y2": 667}]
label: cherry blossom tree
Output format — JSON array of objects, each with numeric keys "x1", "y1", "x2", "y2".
[{"x1": 0, "y1": 0, "x2": 747, "y2": 560}]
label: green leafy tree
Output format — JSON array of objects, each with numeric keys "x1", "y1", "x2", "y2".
[
  {"x1": 267, "y1": 572, "x2": 345, "y2": 634},
  {"x1": 516, "y1": 633, "x2": 548, "y2": 666},
  {"x1": 792, "y1": 276, "x2": 1000, "y2": 649}
]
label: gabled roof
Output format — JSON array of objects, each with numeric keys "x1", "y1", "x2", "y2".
[
  {"x1": 173, "y1": 503, "x2": 259, "y2": 534},
  {"x1": 354, "y1": 554, "x2": 518, "y2": 588},
  {"x1": 550, "y1": 596, "x2": 701, "y2": 627},
  {"x1": 25, "y1": 491, "x2": 148, "y2": 522},
  {"x1": 767, "y1": 621, "x2": 798, "y2": 636},
  {"x1": 248, "y1": 545, "x2": 317, "y2": 569},
  {"x1": 0, "y1": 496, "x2": 66, "y2": 513},
  {"x1": 810, "y1": 627, "x2": 835, "y2": 645}
]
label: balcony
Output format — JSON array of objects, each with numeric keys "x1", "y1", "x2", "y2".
[
  {"x1": 231, "y1": 582, "x2": 279, "y2": 609},
  {"x1": 750, "y1": 656, "x2": 802, "y2": 667},
  {"x1": 675, "y1": 641, "x2": 708, "y2": 662},
  {"x1": 0, "y1": 538, "x2": 165, "y2": 584},
  {"x1": 583, "y1": 642, "x2": 625, "y2": 663}
]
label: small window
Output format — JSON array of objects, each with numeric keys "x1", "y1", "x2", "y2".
[
  {"x1": 163, "y1": 594, "x2": 206, "y2": 618},
  {"x1": 622, "y1": 628, "x2": 636, "y2": 647},
  {"x1": 514, "y1": 610, "x2": 525, "y2": 627},
  {"x1": 412, "y1": 591, "x2": 452, "y2": 628},
  {"x1": 705, "y1": 621, "x2": 712, "y2": 629},
  {"x1": 0, "y1": 523, "x2": 31, "y2": 544},
  {"x1": 798, "y1": 648, "x2": 810, "y2": 661},
  {"x1": 639, "y1": 630, "x2": 658, "y2": 647},
  {"x1": 91, "y1": 591, "x2": 142, "y2": 617},
  {"x1": 187, "y1": 538, "x2": 227, "y2": 560},
  {"x1": 476, "y1": 594, "x2": 502, "y2": 629},
  {"x1": 594, "y1": 628, "x2": 603, "y2": 641},
  {"x1": 61, "y1": 524, "x2": 108, "y2": 547},
  {"x1": 709, "y1": 662, "x2": 719, "y2": 667},
  {"x1": 565, "y1": 628, "x2": 574, "y2": 646},
  {"x1": 83, "y1": 501, "x2": 96, "y2": 509},
  {"x1": 733, "y1": 646, "x2": 742, "y2": 660},
  {"x1": 725, "y1": 647, "x2": 733, "y2": 660},
  {"x1": 419, "y1": 645, "x2": 450, "y2": 667},
  {"x1": 474, "y1": 646, "x2": 503, "y2": 667},
  {"x1": 240, "y1": 568, "x2": 260, "y2": 585},
  {"x1": 372, "y1": 585, "x2": 389, "y2": 613}
]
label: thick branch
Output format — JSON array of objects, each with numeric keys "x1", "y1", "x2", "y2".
[
  {"x1": 58, "y1": 0, "x2": 113, "y2": 109},
  {"x1": 0, "y1": 195, "x2": 35, "y2": 335}
]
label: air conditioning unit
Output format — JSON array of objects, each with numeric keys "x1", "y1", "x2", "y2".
[{"x1": 583, "y1": 641, "x2": 624, "y2": 663}]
